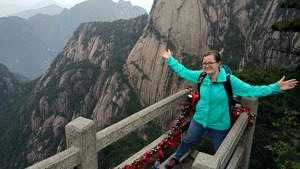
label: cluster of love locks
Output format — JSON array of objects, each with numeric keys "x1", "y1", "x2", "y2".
[{"x1": 122, "y1": 88, "x2": 199, "y2": 169}]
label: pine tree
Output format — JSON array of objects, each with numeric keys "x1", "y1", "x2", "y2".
[{"x1": 272, "y1": 0, "x2": 300, "y2": 32}]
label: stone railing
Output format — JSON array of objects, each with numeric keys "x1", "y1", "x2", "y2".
[
  {"x1": 192, "y1": 97, "x2": 258, "y2": 169},
  {"x1": 26, "y1": 89, "x2": 258, "y2": 169},
  {"x1": 26, "y1": 89, "x2": 190, "y2": 169}
]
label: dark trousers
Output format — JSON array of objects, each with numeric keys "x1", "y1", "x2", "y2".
[{"x1": 174, "y1": 119, "x2": 228, "y2": 160}]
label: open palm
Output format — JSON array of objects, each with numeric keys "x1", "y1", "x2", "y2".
[{"x1": 278, "y1": 76, "x2": 298, "y2": 91}]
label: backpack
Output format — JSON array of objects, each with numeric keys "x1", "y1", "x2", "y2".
[{"x1": 197, "y1": 65, "x2": 238, "y2": 126}]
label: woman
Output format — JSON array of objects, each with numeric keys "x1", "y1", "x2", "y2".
[{"x1": 160, "y1": 49, "x2": 298, "y2": 168}]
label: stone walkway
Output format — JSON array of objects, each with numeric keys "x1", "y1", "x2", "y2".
[{"x1": 160, "y1": 150, "x2": 198, "y2": 169}]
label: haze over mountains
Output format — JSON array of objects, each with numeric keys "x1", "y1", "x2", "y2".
[
  {"x1": 0, "y1": 0, "x2": 147, "y2": 79},
  {"x1": 0, "y1": 0, "x2": 65, "y2": 17},
  {"x1": 10, "y1": 4, "x2": 64, "y2": 19}
]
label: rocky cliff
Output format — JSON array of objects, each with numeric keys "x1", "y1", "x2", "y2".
[
  {"x1": 0, "y1": 63, "x2": 18, "y2": 97},
  {"x1": 124, "y1": 0, "x2": 300, "y2": 106},
  {"x1": 0, "y1": 15, "x2": 148, "y2": 168},
  {"x1": 0, "y1": 64, "x2": 19, "y2": 134},
  {"x1": 2, "y1": 0, "x2": 299, "y2": 168}
]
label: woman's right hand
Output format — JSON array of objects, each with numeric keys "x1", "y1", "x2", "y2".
[
  {"x1": 278, "y1": 75, "x2": 298, "y2": 91},
  {"x1": 160, "y1": 49, "x2": 172, "y2": 59}
]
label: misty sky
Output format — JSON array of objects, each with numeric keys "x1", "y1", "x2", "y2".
[{"x1": 0, "y1": 0, "x2": 154, "y2": 12}]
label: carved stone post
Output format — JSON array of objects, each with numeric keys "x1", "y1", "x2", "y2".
[{"x1": 66, "y1": 117, "x2": 97, "y2": 169}]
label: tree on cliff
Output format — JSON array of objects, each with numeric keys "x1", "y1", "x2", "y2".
[{"x1": 272, "y1": 0, "x2": 300, "y2": 32}]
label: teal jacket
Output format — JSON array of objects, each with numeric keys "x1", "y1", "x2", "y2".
[{"x1": 167, "y1": 56, "x2": 282, "y2": 130}]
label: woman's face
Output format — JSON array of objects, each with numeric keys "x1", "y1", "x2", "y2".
[{"x1": 202, "y1": 54, "x2": 220, "y2": 74}]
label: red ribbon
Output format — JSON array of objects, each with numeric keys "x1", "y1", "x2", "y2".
[{"x1": 122, "y1": 89, "x2": 199, "y2": 169}]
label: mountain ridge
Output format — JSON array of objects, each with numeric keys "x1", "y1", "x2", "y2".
[
  {"x1": 10, "y1": 4, "x2": 64, "y2": 19},
  {"x1": 0, "y1": 14, "x2": 148, "y2": 168},
  {"x1": 0, "y1": 0, "x2": 147, "y2": 79}
]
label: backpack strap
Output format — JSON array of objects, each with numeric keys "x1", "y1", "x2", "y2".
[
  {"x1": 223, "y1": 75, "x2": 233, "y2": 99},
  {"x1": 223, "y1": 75, "x2": 237, "y2": 125},
  {"x1": 197, "y1": 71, "x2": 207, "y2": 92}
]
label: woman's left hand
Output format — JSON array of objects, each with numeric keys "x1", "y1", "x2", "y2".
[{"x1": 278, "y1": 76, "x2": 298, "y2": 91}]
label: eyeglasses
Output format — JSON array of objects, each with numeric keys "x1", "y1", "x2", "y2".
[{"x1": 202, "y1": 61, "x2": 217, "y2": 66}]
